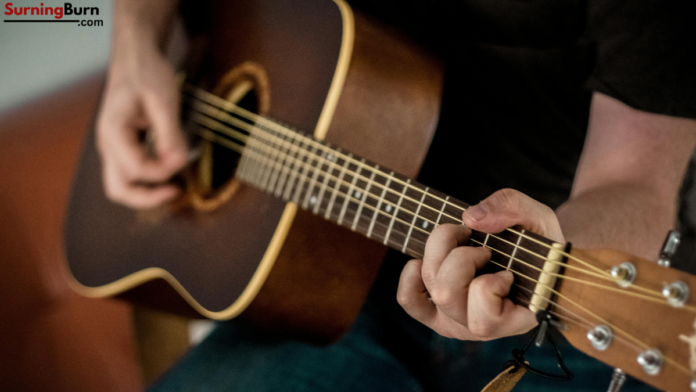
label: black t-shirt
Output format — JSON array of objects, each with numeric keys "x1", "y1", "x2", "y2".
[{"x1": 345, "y1": 1, "x2": 696, "y2": 390}]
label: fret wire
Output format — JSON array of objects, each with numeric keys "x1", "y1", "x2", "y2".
[
  {"x1": 384, "y1": 179, "x2": 410, "y2": 246},
  {"x1": 435, "y1": 196, "x2": 449, "y2": 225},
  {"x1": 273, "y1": 131, "x2": 297, "y2": 198},
  {"x1": 507, "y1": 231, "x2": 524, "y2": 270},
  {"x1": 403, "y1": 186, "x2": 428, "y2": 253},
  {"x1": 325, "y1": 154, "x2": 351, "y2": 220},
  {"x1": 368, "y1": 171, "x2": 393, "y2": 238},
  {"x1": 313, "y1": 151, "x2": 335, "y2": 214},
  {"x1": 301, "y1": 144, "x2": 326, "y2": 210},
  {"x1": 338, "y1": 159, "x2": 364, "y2": 225},
  {"x1": 246, "y1": 132, "x2": 266, "y2": 186},
  {"x1": 483, "y1": 233, "x2": 490, "y2": 247},
  {"x1": 265, "y1": 128, "x2": 287, "y2": 193},
  {"x1": 292, "y1": 141, "x2": 316, "y2": 204},
  {"x1": 282, "y1": 135, "x2": 304, "y2": 201},
  {"x1": 260, "y1": 126, "x2": 283, "y2": 191},
  {"x1": 352, "y1": 164, "x2": 378, "y2": 231}
]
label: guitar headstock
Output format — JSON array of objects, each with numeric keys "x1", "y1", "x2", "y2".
[{"x1": 553, "y1": 246, "x2": 696, "y2": 391}]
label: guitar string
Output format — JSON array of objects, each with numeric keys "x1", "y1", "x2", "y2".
[
  {"x1": 186, "y1": 100, "x2": 669, "y2": 300},
  {"x1": 185, "y1": 98, "x2": 615, "y2": 281},
  {"x1": 193, "y1": 120, "x2": 686, "y2": 311},
  {"x1": 193, "y1": 127, "x2": 691, "y2": 376},
  {"x1": 183, "y1": 84, "x2": 612, "y2": 279},
  {"x1": 511, "y1": 293, "x2": 646, "y2": 355},
  {"x1": 474, "y1": 236, "x2": 696, "y2": 311},
  {"x1": 191, "y1": 113, "x2": 613, "y2": 282},
  {"x1": 492, "y1": 259, "x2": 693, "y2": 377},
  {"x1": 195, "y1": 126, "x2": 428, "y2": 250},
  {"x1": 185, "y1": 99, "x2": 668, "y2": 301}
]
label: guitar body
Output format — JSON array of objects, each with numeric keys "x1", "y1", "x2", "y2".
[{"x1": 66, "y1": 0, "x2": 443, "y2": 343}]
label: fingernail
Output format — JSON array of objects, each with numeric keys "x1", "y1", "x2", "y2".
[{"x1": 465, "y1": 202, "x2": 488, "y2": 221}]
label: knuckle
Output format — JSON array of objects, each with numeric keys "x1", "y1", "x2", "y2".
[
  {"x1": 396, "y1": 290, "x2": 412, "y2": 308},
  {"x1": 429, "y1": 287, "x2": 456, "y2": 307},
  {"x1": 430, "y1": 223, "x2": 454, "y2": 237},
  {"x1": 104, "y1": 182, "x2": 125, "y2": 203},
  {"x1": 449, "y1": 246, "x2": 472, "y2": 261},
  {"x1": 494, "y1": 188, "x2": 520, "y2": 211},
  {"x1": 468, "y1": 319, "x2": 496, "y2": 340},
  {"x1": 468, "y1": 277, "x2": 492, "y2": 298}
]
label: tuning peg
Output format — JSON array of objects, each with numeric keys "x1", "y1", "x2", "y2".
[
  {"x1": 607, "y1": 368, "x2": 626, "y2": 392},
  {"x1": 658, "y1": 230, "x2": 680, "y2": 267}
]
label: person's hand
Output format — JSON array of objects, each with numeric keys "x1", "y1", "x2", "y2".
[
  {"x1": 96, "y1": 28, "x2": 188, "y2": 209},
  {"x1": 397, "y1": 189, "x2": 565, "y2": 341}
]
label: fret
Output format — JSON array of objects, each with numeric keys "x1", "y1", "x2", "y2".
[
  {"x1": 246, "y1": 136, "x2": 271, "y2": 187},
  {"x1": 241, "y1": 132, "x2": 262, "y2": 185},
  {"x1": 266, "y1": 129, "x2": 290, "y2": 194},
  {"x1": 257, "y1": 130, "x2": 280, "y2": 191},
  {"x1": 275, "y1": 133, "x2": 300, "y2": 199},
  {"x1": 483, "y1": 233, "x2": 490, "y2": 247},
  {"x1": 351, "y1": 164, "x2": 378, "y2": 231},
  {"x1": 282, "y1": 136, "x2": 306, "y2": 201},
  {"x1": 301, "y1": 145, "x2": 326, "y2": 209},
  {"x1": 313, "y1": 150, "x2": 335, "y2": 214},
  {"x1": 507, "y1": 232, "x2": 524, "y2": 270},
  {"x1": 367, "y1": 171, "x2": 393, "y2": 238},
  {"x1": 384, "y1": 178, "x2": 410, "y2": 246},
  {"x1": 325, "y1": 153, "x2": 351, "y2": 219},
  {"x1": 435, "y1": 196, "x2": 450, "y2": 226},
  {"x1": 402, "y1": 186, "x2": 428, "y2": 253},
  {"x1": 292, "y1": 141, "x2": 317, "y2": 204},
  {"x1": 337, "y1": 159, "x2": 364, "y2": 225}
]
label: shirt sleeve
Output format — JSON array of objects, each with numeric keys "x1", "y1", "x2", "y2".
[{"x1": 585, "y1": 0, "x2": 696, "y2": 119}]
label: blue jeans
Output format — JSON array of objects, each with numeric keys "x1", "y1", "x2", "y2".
[{"x1": 150, "y1": 257, "x2": 659, "y2": 392}]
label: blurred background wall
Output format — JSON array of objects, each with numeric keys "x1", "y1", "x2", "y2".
[{"x1": 0, "y1": 0, "x2": 112, "y2": 114}]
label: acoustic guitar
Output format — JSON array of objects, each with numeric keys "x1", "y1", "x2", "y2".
[{"x1": 64, "y1": 0, "x2": 696, "y2": 390}]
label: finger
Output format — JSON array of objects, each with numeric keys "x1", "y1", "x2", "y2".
[
  {"x1": 102, "y1": 162, "x2": 181, "y2": 209},
  {"x1": 142, "y1": 69, "x2": 188, "y2": 172},
  {"x1": 421, "y1": 224, "x2": 471, "y2": 284},
  {"x1": 467, "y1": 271, "x2": 537, "y2": 340},
  {"x1": 397, "y1": 259, "x2": 437, "y2": 325},
  {"x1": 428, "y1": 246, "x2": 491, "y2": 325},
  {"x1": 461, "y1": 188, "x2": 564, "y2": 243},
  {"x1": 398, "y1": 259, "x2": 481, "y2": 341},
  {"x1": 98, "y1": 93, "x2": 182, "y2": 183}
]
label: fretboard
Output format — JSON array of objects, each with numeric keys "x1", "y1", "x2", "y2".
[{"x1": 184, "y1": 88, "x2": 563, "y2": 306}]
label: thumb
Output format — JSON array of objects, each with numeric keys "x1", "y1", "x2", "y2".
[{"x1": 462, "y1": 189, "x2": 564, "y2": 243}]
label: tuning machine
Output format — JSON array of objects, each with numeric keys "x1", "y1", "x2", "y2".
[
  {"x1": 658, "y1": 230, "x2": 681, "y2": 267},
  {"x1": 606, "y1": 368, "x2": 626, "y2": 392}
]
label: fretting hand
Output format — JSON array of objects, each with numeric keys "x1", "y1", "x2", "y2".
[{"x1": 397, "y1": 188, "x2": 565, "y2": 341}]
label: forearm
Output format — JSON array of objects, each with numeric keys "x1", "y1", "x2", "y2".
[
  {"x1": 112, "y1": 0, "x2": 180, "y2": 60},
  {"x1": 556, "y1": 184, "x2": 675, "y2": 260}
]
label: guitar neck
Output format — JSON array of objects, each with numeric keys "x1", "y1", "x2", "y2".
[{"x1": 219, "y1": 109, "x2": 563, "y2": 307}]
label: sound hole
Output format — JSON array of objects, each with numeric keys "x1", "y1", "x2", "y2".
[{"x1": 186, "y1": 62, "x2": 270, "y2": 211}]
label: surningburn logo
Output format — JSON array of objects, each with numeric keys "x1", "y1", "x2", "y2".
[{"x1": 4, "y1": 2, "x2": 103, "y2": 26}]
